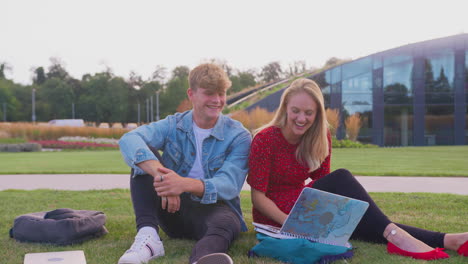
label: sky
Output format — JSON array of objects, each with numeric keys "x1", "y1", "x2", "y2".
[{"x1": 2, "y1": 0, "x2": 468, "y2": 85}]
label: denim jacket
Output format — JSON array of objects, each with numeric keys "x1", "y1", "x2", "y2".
[{"x1": 119, "y1": 110, "x2": 252, "y2": 231}]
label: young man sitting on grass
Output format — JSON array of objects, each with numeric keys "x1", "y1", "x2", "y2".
[{"x1": 118, "y1": 63, "x2": 252, "y2": 264}]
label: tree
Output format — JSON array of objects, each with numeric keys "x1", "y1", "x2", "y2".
[
  {"x1": 0, "y1": 62, "x2": 12, "y2": 79},
  {"x1": 78, "y1": 72, "x2": 112, "y2": 126},
  {"x1": 46, "y1": 57, "x2": 69, "y2": 80},
  {"x1": 0, "y1": 78, "x2": 21, "y2": 121},
  {"x1": 238, "y1": 71, "x2": 256, "y2": 88},
  {"x1": 151, "y1": 65, "x2": 167, "y2": 83},
  {"x1": 159, "y1": 66, "x2": 190, "y2": 117},
  {"x1": 37, "y1": 78, "x2": 75, "y2": 120},
  {"x1": 32, "y1": 67, "x2": 46, "y2": 85},
  {"x1": 287, "y1": 60, "x2": 307, "y2": 77},
  {"x1": 324, "y1": 57, "x2": 349, "y2": 68},
  {"x1": 260, "y1": 62, "x2": 282, "y2": 83},
  {"x1": 171, "y1": 66, "x2": 190, "y2": 80},
  {"x1": 128, "y1": 71, "x2": 144, "y2": 89},
  {"x1": 204, "y1": 58, "x2": 233, "y2": 77}
]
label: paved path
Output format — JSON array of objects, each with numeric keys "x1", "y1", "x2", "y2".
[{"x1": 0, "y1": 174, "x2": 467, "y2": 195}]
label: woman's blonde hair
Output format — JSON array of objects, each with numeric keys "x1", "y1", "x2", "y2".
[{"x1": 255, "y1": 78, "x2": 329, "y2": 172}]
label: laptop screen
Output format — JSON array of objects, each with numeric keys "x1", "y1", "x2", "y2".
[{"x1": 24, "y1": 250, "x2": 87, "y2": 264}]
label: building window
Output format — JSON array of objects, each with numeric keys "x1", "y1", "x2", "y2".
[
  {"x1": 331, "y1": 67, "x2": 341, "y2": 84},
  {"x1": 425, "y1": 50, "x2": 455, "y2": 104},
  {"x1": 384, "y1": 105, "x2": 413, "y2": 146},
  {"x1": 342, "y1": 72, "x2": 372, "y2": 143},
  {"x1": 425, "y1": 105, "x2": 454, "y2": 145},
  {"x1": 383, "y1": 60, "x2": 413, "y2": 104},
  {"x1": 342, "y1": 57, "x2": 372, "y2": 80}
]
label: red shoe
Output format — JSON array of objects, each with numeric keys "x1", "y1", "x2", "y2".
[
  {"x1": 457, "y1": 241, "x2": 468, "y2": 256},
  {"x1": 387, "y1": 242, "x2": 449, "y2": 260}
]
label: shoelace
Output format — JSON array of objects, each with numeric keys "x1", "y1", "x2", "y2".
[{"x1": 127, "y1": 234, "x2": 151, "y2": 252}]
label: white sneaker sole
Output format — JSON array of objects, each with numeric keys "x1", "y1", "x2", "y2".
[{"x1": 196, "y1": 253, "x2": 233, "y2": 264}]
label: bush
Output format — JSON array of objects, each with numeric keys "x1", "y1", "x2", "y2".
[
  {"x1": 326, "y1": 108, "x2": 340, "y2": 137},
  {"x1": 332, "y1": 138, "x2": 378, "y2": 148},
  {"x1": 231, "y1": 107, "x2": 275, "y2": 132},
  {"x1": 345, "y1": 113, "x2": 362, "y2": 141},
  {"x1": 0, "y1": 138, "x2": 27, "y2": 144},
  {"x1": 0, "y1": 143, "x2": 42, "y2": 152},
  {"x1": 30, "y1": 140, "x2": 118, "y2": 150}
]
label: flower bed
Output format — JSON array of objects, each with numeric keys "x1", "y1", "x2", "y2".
[{"x1": 30, "y1": 140, "x2": 119, "y2": 150}]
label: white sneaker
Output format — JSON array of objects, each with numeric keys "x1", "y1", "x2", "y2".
[
  {"x1": 118, "y1": 232, "x2": 164, "y2": 264},
  {"x1": 195, "y1": 253, "x2": 233, "y2": 264}
]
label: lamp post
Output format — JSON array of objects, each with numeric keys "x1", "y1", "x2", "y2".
[
  {"x1": 32, "y1": 88, "x2": 36, "y2": 123},
  {"x1": 137, "y1": 102, "x2": 141, "y2": 125},
  {"x1": 146, "y1": 98, "x2": 149, "y2": 123},
  {"x1": 150, "y1": 95, "x2": 154, "y2": 122},
  {"x1": 156, "y1": 90, "x2": 160, "y2": 121}
]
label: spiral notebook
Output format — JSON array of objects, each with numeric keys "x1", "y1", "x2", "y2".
[{"x1": 253, "y1": 188, "x2": 369, "y2": 247}]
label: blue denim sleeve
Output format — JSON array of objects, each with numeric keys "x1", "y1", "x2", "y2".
[
  {"x1": 196, "y1": 130, "x2": 252, "y2": 204},
  {"x1": 118, "y1": 118, "x2": 171, "y2": 176}
]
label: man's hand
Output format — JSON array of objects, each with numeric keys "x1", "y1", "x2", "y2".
[
  {"x1": 153, "y1": 167, "x2": 187, "y2": 197},
  {"x1": 160, "y1": 195, "x2": 180, "y2": 213}
]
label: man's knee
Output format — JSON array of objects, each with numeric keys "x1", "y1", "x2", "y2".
[{"x1": 205, "y1": 211, "x2": 241, "y2": 239}]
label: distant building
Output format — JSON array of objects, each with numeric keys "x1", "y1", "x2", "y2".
[{"x1": 248, "y1": 34, "x2": 468, "y2": 146}]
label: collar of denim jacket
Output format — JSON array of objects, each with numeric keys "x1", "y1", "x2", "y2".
[{"x1": 177, "y1": 110, "x2": 225, "y2": 141}]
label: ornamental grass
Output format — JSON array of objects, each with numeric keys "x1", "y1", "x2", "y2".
[{"x1": 0, "y1": 122, "x2": 128, "y2": 140}]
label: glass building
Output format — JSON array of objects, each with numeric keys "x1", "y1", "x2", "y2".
[{"x1": 248, "y1": 34, "x2": 468, "y2": 146}]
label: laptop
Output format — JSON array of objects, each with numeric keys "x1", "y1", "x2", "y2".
[
  {"x1": 254, "y1": 187, "x2": 369, "y2": 247},
  {"x1": 24, "y1": 250, "x2": 87, "y2": 264}
]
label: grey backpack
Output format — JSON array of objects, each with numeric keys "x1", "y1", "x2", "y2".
[{"x1": 10, "y1": 208, "x2": 108, "y2": 245}]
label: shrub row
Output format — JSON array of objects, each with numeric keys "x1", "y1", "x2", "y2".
[
  {"x1": 332, "y1": 138, "x2": 378, "y2": 148},
  {"x1": 0, "y1": 143, "x2": 42, "y2": 152},
  {"x1": 30, "y1": 140, "x2": 119, "y2": 150}
]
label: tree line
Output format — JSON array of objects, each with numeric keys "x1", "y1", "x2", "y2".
[{"x1": 0, "y1": 58, "x2": 312, "y2": 126}]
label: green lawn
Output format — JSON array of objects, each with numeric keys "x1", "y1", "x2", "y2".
[
  {"x1": 1, "y1": 146, "x2": 468, "y2": 176},
  {"x1": 1, "y1": 190, "x2": 467, "y2": 264},
  {"x1": 0, "y1": 151, "x2": 128, "y2": 174}
]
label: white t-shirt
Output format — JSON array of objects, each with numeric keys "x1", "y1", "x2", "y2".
[{"x1": 187, "y1": 122, "x2": 212, "y2": 179}]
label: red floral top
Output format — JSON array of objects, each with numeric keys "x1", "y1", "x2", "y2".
[{"x1": 247, "y1": 126, "x2": 331, "y2": 227}]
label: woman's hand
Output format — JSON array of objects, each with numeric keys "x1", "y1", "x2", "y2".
[{"x1": 251, "y1": 188, "x2": 288, "y2": 225}]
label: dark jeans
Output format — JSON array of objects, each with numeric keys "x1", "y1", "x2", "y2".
[
  {"x1": 313, "y1": 169, "x2": 445, "y2": 247},
  {"x1": 130, "y1": 173, "x2": 241, "y2": 263}
]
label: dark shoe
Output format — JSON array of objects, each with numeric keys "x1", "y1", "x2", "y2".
[
  {"x1": 387, "y1": 242, "x2": 449, "y2": 260},
  {"x1": 457, "y1": 240, "x2": 468, "y2": 256},
  {"x1": 195, "y1": 253, "x2": 233, "y2": 264}
]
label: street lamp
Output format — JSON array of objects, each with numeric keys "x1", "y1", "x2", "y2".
[
  {"x1": 156, "y1": 90, "x2": 160, "y2": 121},
  {"x1": 137, "y1": 102, "x2": 141, "y2": 125},
  {"x1": 32, "y1": 88, "x2": 36, "y2": 122},
  {"x1": 146, "y1": 98, "x2": 149, "y2": 123},
  {"x1": 150, "y1": 95, "x2": 154, "y2": 122}
]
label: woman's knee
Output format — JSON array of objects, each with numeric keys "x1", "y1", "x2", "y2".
[{"x1": 331, "y1": 168, "x2": 353, "y2": 179}]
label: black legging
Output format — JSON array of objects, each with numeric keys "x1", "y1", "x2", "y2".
[{"x1": 312, "y1": 169, "x2": 445, "y2": 247}]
